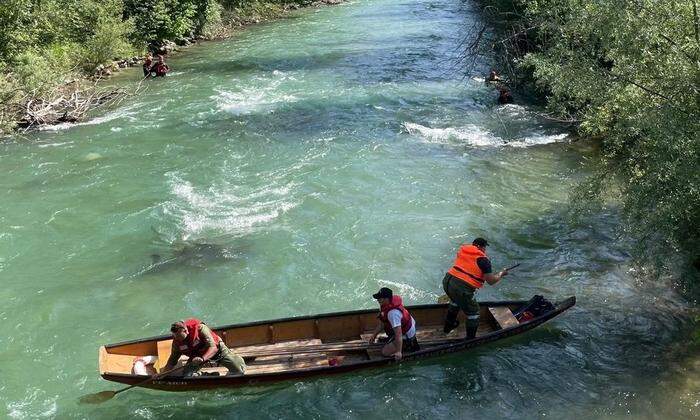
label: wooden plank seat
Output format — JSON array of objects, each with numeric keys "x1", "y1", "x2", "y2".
[
  {"x1": 232, "y1": 339, "x2": 322, "y2": 357},
  {"x1": 359, "y1": 323, "x2": 493, "y2": 344},
  {"x1": 488, "y1": 307, "x2": 519, "y2": 329},
  {"x1": 246, "y1": 353, "x2": 329, "y2": 374}
]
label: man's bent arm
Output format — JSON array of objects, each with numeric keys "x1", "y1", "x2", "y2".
[
  {"x1": 483, "y1": 269, "x2": 508, "y2": 285},
  {"x1": 163, "y1": 343, "x2": 181, "y2": 370},
  {"x1": 392, "y1": 326, "x2": 403, "y2": 355},
  {"x1": 198, "y1": 325, "x2": 220, "y2": 361}
]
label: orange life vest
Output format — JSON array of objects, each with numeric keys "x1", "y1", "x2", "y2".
[
  {"x1": 447, "y1": 244, "x2": 487, "y2": 289},
  {"x1": 379, "y1": 295, "x2": 413, "y2": 336},
  {"x1": 177, "y1": 318, "x2": 221, "y2": 357}
]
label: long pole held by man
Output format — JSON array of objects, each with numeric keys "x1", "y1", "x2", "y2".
[{"x1": 442, "y1": 237, "x2": 511, "y2": 339}]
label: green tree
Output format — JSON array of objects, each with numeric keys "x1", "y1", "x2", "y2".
[{"x1": 481, "y1": 0, "x2": 700, "y2": 269}]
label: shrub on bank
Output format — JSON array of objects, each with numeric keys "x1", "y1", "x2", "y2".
[
  {"x1": 475, "y1": 0, "x2": 700, "y2": 273},
  {"x1": 0, "y1": 0, "x2": 291, "y2": 133}
]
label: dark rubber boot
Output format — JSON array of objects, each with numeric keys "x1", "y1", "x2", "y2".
[
  {"x1": 443, "y1": 305, "x2": 460, "y2": 334},
  {"x1": 465, "y1": 317, "x2": 479, "y2": 339}
]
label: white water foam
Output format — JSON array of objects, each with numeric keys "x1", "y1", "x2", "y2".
[
  {"x1": 38, "y1": 105, "x2": 138, "y2": 132},
  {"x1": 6, "y1": 389, "x2": 57, "y2": 419},
  {"x1": 36, "y1": 141, "x2": 74, "y2": 148},
  {"x1": 164, "y1": 174, "x2": 299, "y2": 240},
  {"x1": 214, "y1": 70, "x2": 298, "y2": 115},
  {"x1": 404, "y1": 122, "x2": 500, "y2": 146},
  {"x1": 403, "y1": 122, "x2": 567, "y2": 148}
]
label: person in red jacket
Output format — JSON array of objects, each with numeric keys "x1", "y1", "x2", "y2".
[
  {"x1": 142, "y1": 52, "x2": 153, "y2": 78},
  {"x1": 368, "y1": 287, "x2": 420, "y2": 360},
  {"x1": 151, "y1": 54, "x2": 170, "y2": 77},
  {"x1": 443, "y1": 238, "x2": 510, "y2": 339},
  {"x1": 163, "y1": 318, "x2": 246, "y2": 376}
]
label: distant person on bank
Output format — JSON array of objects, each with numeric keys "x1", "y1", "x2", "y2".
[
  {"x1": 368, "y1": 287, "x2": 420, "y2": 360},
  {"x1": 442, "y1": 238, "x2": 510, "y2": 339},
  {"x1": 163, "y1": 318, "x2": 246, "y2": 376},
  {"x1": 486, "y1": 69, "x2": 501, "y2": 82},
  {"x1": 497, "y1": 86, "x2": 513, "y2": 104},
  {"x1": 143, "y1": 52, "x2": 153, "y2": 78}
]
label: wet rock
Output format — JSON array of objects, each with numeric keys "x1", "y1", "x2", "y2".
[
  {"x1": 143, "y1": 240, "x2": 243, "y2": 275},
  {"x1": 175, "y1": 37, "x2": 191, "y2": 46},
  {"x1": 84, "y1": 152, "x2": 102, "y2": 161},
  {"x1": 57, "y1": 112, "x2": 78, "y2": 123}
]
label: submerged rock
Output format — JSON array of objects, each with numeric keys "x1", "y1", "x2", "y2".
[
  {"x1": 84, "y1": 152, "x2": 102, "y2": 161},
  {"x1": 143, "y1": 240, "x2": 241, "y2": 275}
]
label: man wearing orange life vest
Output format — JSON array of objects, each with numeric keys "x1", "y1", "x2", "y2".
[
  {"x1": 368, "y1": 287, "x2": 420, "y2": 360},
  {"x1": 443, "y1": 238, "x2": 510, "y2": 339},
  {"x1": 163, "y1": 318, "x2": 246, "y2": 376}
]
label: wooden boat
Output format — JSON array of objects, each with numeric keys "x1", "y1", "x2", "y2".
[{"x1": 99, "y1": 296, "x2": 575, "y2": 391}]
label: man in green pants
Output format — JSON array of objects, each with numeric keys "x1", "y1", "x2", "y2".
[
  {"x1": 164, "y1": 318, "x2": 246, "y2": 376},
  {"x1": 442, "y1": 238, "x2": 510, "y2": 339}
]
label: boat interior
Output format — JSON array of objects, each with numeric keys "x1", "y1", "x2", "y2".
[{"x1": 100, "y1": 303, "x2": 523, "y2": 377}]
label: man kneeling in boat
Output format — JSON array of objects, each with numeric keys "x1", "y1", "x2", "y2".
[
  {"x1": 164, "y1": 319, "x2": 246, "y2": 376},
  {"x1": 443, "y1": 237, "x2": 510, "y2": 339},
  {"x1": 368, "y1": 287, "x2": 420, "y2": 360}
]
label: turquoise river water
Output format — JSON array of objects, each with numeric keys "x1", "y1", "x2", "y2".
[{"x1": 0, "y1": 0, "x2": 698, "y2": 418}]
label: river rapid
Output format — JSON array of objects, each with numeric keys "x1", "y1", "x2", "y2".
[{"x1": 0, "y1": 0, "x2": 698, "y2": 418}]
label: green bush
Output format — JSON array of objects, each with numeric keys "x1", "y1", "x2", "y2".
[
  {"x1": 78, "y1": 16, "x2": 136, "y2": 71},
  {"x1": 477, "y1": 0, "x2": 700, "y2": 270},
  {"x1": 0, "y1": 0, "x2": 296, "y2": 136}
]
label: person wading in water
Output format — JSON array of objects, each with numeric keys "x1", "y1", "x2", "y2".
[
  {"x1": 151, "y1": 54, "x2": 170, "y2": 77},
  {"x1": 163, "y1": 319, "x2": 246, "y2": 376},
  {"x1": 367, "y1": 287, "x2": 420, "y2": 360},
  {"x1": 442, "y1": 238, "x2": 511, "y2": 339},
  {"x1": 142, "y1": 52, "x2": 153, "y2": 78}
]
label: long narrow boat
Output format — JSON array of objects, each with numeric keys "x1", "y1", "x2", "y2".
[{"x1": 98, "y1": 296, "x2": 575, "y2": 391}]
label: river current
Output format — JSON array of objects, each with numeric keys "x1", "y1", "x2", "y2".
[{"x1": 0, "y1": 0, "x2": 697, "y2": 418}]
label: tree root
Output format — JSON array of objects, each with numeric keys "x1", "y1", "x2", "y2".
[{"x1": 9, "y1": 78, "x2": 143, "y2": 133}]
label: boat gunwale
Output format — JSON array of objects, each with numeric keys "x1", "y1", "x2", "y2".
[
  {"x1": 103, "y1": 300, "x2": 532, "y2": 350},
  {"x1": 100, "y1": 296, "x2": 576, "y2": 386}
]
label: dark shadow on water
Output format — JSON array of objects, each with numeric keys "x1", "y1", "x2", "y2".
[
  {"x1": 182, "y1": 43, "x2": 443, "y2": 79},
  {"x1": 139, "y1": 239, "x2": 249, "y2": 276},
  {"x1": 184, "y1": 50, "x2": 353, "y2": 75}
]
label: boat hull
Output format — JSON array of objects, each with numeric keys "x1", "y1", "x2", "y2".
[{"x1": 99, "y1": 297, "x2": 575, "y2": 391}]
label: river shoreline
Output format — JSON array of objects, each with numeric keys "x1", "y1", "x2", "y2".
[
  {"x1": 1, "y1": 0, "x2": 346, "y2": 137},
  {"x1": 1, "y1": 0, "x2": 698, "y2": 416}
]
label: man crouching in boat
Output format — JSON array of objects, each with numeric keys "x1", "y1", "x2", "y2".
[
  {"x1": 163, "y1": 319, "x2": 246, "y2": 376},
  {"x1": 443, "y1": 237, "x2": 509, "y2": 339},
  {"x1": 368, "y1": 287, "x2": 420, "y2": 360}
]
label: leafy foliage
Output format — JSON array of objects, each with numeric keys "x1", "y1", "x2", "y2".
[
  {"x1": 478, "y1": 0, "x2": 700, "y2": 270},
  {"x1": 0, "y1": 0, "x2": 235, "y2": 134}
]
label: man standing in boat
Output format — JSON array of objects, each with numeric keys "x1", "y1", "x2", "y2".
[
  {"x1": 443, "y1": 238, "x2": 510, "y2": 339},
  {"x1": 368, "y1": 287, "x2": 420, "y2": 360},
  {"x1": 163, "y1": 318, "x2": 246, "y2": 376}
]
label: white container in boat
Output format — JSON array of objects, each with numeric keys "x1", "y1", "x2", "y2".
[
  {"x1": 132, "y1": 360, "x2": 147, "y2": 375},
  {"x1": 140, "y1": 355, "x2": 157, "y2": 365},
  {"x1": 132, "y1": 355, "x2": 158, "y2": 375}
]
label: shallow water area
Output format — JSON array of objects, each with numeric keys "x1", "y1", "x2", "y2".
[{"x1": 0, "y1": 0, "x2": 698, "y2": 418}]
